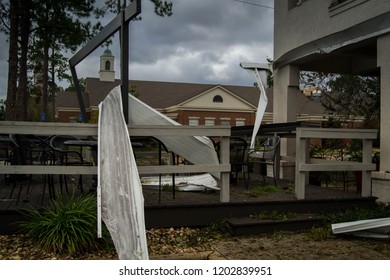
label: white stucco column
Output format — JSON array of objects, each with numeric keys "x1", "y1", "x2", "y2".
[
  {"x1": 273, "y1": 64, "x2": 300, "y2": 157},
  {"x1": 372, "y1": 34, "x2": 390, "y2": 202},
  {"x1": 378, "y1": 34, "x2": 390, "y2": 172}
]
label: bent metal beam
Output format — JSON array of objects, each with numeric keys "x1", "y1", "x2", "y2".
[{"x1": 69, "y1": 0, "x2": 141, "y2": 123}]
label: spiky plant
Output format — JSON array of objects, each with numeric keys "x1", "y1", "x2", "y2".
[{"x1": 19, "y1": 193, "x2": 108, "y2": 255}]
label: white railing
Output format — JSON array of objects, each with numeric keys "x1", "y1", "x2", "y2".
[
  {"x1": 295, "y1": 127, "x2": 378, "y2": 199},
  {"x1": 0, "y1": 121, "x2": 231, "y2": 202}
]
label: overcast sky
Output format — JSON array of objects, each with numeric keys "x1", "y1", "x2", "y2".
[{"x1": 0, "y1": 0, "x2": 274, "y2": 101}]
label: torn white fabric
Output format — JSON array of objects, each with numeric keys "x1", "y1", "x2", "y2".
[{"x1": 98, "y1": 86, "x2": 148, "y2": 260}]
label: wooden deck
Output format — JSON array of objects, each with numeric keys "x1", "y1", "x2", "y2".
[
  {"x1": 0, "y1": 122, "x2": 380, "y2": 236},
  {"x1": 0, "y1": 173, "x2": 377, "y2": 234}
]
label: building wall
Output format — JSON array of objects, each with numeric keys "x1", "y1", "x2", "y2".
[
  {"x1": 274, "y1": 0, "x2": 390, "y2": 60},
  {"x1": 274, "y1": 1, "x2": 390, "y2": 198},
  {"x1": 176, "y1": 110, "x2": 255, "y2": 126},
  {"x1": 57, "y1": 107, "x2": 256, "y2": 126},
  {"x1": 57, "y1": 110, "x2": 91, "y2": 123},
  {"x1": 57, "y1": 111, "x2": 81, "y2": 123},
  {"x1": 372, "y1": 172, "x2": 390, "y2": 203}
]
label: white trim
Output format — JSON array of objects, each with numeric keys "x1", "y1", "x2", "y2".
[
  {"x1": 169, "y1": 85, "x2": 257, "y2": 110},
  {"x1": 205, "y1": 117, "x2": 216, "y2": 126},
  {"x1": 220, "y1": 117, "x2": 231, "y2": 126},
  {"x1": 166, "y1": 106, "x2": 256, "y2": 113},
  {"x1": 188, "y1": 116, "x2": 200, "y2": 126},
  {"x1": 235, "y1": 118, "x2": 246, "y2": 127}
]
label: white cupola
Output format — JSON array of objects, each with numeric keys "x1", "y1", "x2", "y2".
[{"x1": 99, "y1": 48, "x2": 115, "y2": 82}]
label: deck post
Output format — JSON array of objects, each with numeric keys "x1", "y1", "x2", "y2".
[
  {"x1": 219, "y1": 135, "x2": 230, "y2": 202},
  {"x1": 295, "y1": 128, "x2": 306, "y2": 199},
  {"x1": 362, "y1": 138, "x2": 373, "y2": 197}
]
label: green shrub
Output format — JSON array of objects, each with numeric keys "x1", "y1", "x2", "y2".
[
  {"x1": 308, "y1": 203, "x2": 390, "y2": 241},
  {"x1": 202, "y1": 220, "x2": 233, "y2": 239},
  {"x1": 18, "y1": 193, "x2": 108, "y2": 255},
  {"x1": 321, "y1": 203, "x2": 390, "y2": 225},
  {"x1": 307, "y1": 226, "x2": 335, "y2": 241}
]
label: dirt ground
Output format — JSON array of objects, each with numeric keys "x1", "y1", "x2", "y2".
[
  {"x1": 207, "y1": 232, "x2": 390, "y2": 260},
  {"x1": 2, "y1": 229, "x2": 390, "y2": 260},
  {"x1": 151, "y1": 231, "x2": 390, "y2": 260}
]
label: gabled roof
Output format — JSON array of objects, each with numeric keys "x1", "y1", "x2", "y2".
[
  {"x1": 84, "y1": 78, "x2": 260, "y2": 109},
  {"x1": 56, "y1": 77, "x2": 325, "y2": 116},
  {"x1": 56, "y1": 91, "x2": 90, "y2": 108}
]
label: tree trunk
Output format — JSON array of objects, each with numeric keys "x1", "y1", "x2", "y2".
[
  {"x1": 15, "y1": 0, "x2": 30, "y2": 121},
  {"x1": 41, "y1": 44, "x2": 49, "y2": 121},
  {"x1": 5, "y1": 0, "x2": 19, "y2": 120},
  {"x1": 50, "y1": 47, "x2": 56, "y2": 122}
]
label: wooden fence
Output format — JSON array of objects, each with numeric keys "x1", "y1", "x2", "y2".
[
  {"x1": 0, "y1": 121, "x2": 231, "y2": 202},
  {"x1": 295, "y1": 127, "x2": 378, "y2": 199}
]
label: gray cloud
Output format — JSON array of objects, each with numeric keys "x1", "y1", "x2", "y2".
[
  {"x1": 127, "y1": 0, "x2": 273, "y2": 84},
  {"x1": 0, "y1": 0, "x2": 274, "y2": 100}
]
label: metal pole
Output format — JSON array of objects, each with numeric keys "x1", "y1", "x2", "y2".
[
  {"x1": 120, "y1": 7, "x2": 129, "y2": 123},
  {"x1": 69, "y1": 0, "x2": 141, "y2": 123},
  {"x1": 71, "y1": 66, "x2": 88, "y2": 122}
]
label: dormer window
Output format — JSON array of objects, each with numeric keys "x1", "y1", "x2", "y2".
[{"x1": 213, "y1": 95, "x2": 223, "y2": 103}]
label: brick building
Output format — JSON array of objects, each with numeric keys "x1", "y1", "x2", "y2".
[{"x1": 56, "y1": 49, "x2": 325, "y2": 125}]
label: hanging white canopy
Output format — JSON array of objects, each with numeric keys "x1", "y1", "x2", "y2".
[{"x1": 98, "y1": 87, "x2": 148, "y2": 260}]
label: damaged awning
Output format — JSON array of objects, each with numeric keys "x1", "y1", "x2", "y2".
[
  {"x1": 332, "y1": 217, "x2": 390, "y2": 239},
  {"x1": 127, "y1": 92, "x2": 220, "y2": 179}
]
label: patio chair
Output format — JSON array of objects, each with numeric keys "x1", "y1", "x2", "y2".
[
  {"x1": 8, "y1": 134, "x2": 55, "y2": 205},
  {"x1": 0, "y1": 135, "x2": 13, "y2": 184},
  {"x1": 245, "y1": 135, "x2": 280, "y2": 188},
  {"x1": 49, "y1": 135, "x2": 93, "y2": 194},
  {"x1": 215, "y1": 136, "x2": 248, "y2": 185},
  {"x1": 0, "y1": 135, "x2": 13, "y2": 164}
]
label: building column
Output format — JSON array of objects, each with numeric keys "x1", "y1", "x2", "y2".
[
  {"x1": 272, "y1": 64, "x2": 300, "y2": 181},
  {"x1": 372, "y1": 33, "x2": 390, "y2": 202},
  {"x1": 273, "y1": 64, "x2": 300, "y2": 156},
  {"x1": 378, "y1": 34, "x2": 390, "y2": 172}
]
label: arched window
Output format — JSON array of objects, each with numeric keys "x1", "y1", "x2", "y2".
[
  {"x1": 105, "y1": 60, "x2": 110, "y2": 70},
  {"x1": 213, "y1": 95, "x2": 223, "y2": 103}
]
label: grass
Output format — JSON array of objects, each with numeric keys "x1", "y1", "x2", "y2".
[
  {"x1": 247, "y1": 184, "x2": 279, "y2": 197},
  {"x1": 250, "y1": 210, "x2": 298, "y2": 221}
]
